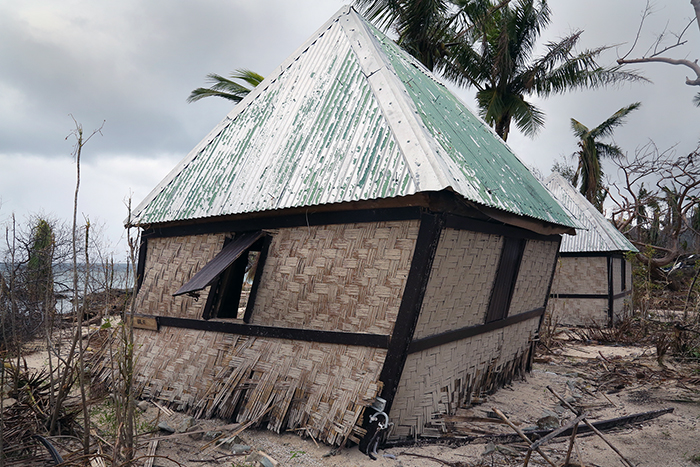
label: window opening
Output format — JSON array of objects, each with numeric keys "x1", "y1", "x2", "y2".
[
  {"x1": 173, "y1": 230, "x2": 269, "y2": 322},
  {"x1": 203, "y1": 235, "x2": 269, "y2": 321}
]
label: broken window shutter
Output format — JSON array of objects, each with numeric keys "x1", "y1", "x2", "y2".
[{"x1": 173, "y1": 230, "x2": 264, "y2": 296}]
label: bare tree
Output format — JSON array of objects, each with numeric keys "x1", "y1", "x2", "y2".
[
  {"x1": 609, "y1": 141, "x2": 700, "y2": 269},
  {"x1": 617, "y1": 1, "x2": 700, "y2": 105},
  {"x1": 48, "y1": 117, "x2": 103, "y2": 443}
]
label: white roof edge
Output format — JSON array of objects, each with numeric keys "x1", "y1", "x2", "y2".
[
  {"x1": 544, "y1": 172, "x2": 637, "y2": 252},
  {"x1": 340, "y1": 8, "x2": 452, "y2": 191}
]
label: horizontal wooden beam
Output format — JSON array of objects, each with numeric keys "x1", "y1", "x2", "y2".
[
  {"x1": 559, "y1": 251, "x2": 628, "y2": 258},
  {"x1": 408, "y1": 307, "x2": 544, "y2": 354},
  {"x1": 550, "y1": 293, "x2": 608, "y2": 300},
  {"x1": 142, "y1": 206, "x2": 423, "y2": 239},
  {"x1": 130, "y1": 314, "x2": 391, "y2": 348},
  {"x1": 550, "y1": 290, "x2": 632, "y2": 300}
]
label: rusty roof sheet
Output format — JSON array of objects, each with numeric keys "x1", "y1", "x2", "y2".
[
  {"x1": 544, "y1": 173, "x2": 637, "y2": 253},
  {"x1": 131, "y1": 6, "x2": 575, "y2": 230}
]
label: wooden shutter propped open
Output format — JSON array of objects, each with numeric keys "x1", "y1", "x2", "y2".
[{"x1": 173, "y1": 231, "x2": 264, "y2": 296}]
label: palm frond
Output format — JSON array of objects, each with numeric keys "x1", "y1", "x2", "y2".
[
  {"x1": 595, "y1": 142, "x2": 624, "y2": 159},
  {"x1": 230, "y1": 69, "x2": 265, "y2": 88},
  {"x1": 353, "y1": 0, "x2": 405, "y2": 29},
  {"x1": 694, "y1": 91, "x2": 700, "y2": 107},
  {"x1": 511, "y1": 95, "x2": 545, "y2": 137},
  {"x1": 187, "y1": 70, "x2": 263, "y2": 104},
  {"x1": 531, "y1": 47, "x2": 646, "y2": 97},
  {"x1": 589, "y1": 102, "x2": 641, "y2": 139},
  {"x1": 570, "y1": 119, "x2": 589, "y2": 139},
  {"x1": 187, "y1": 88, "x2": 245, "y2": 103}
]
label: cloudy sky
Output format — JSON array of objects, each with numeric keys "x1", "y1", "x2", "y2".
[{"x1": 1, "y1": 1, "x2": 698, "y2": 258}]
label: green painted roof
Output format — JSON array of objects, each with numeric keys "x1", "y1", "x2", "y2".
[{"x1": 131, "y1": 6, "x2": 575, "y2": 230}]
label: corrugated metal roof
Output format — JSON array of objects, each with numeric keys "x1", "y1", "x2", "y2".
[
  {"x1": 544, "y1": 173, "x2": 637, "y2": 253},
  {"x1": 131, "y1": 6, "x2": 576, "y2": 230}
]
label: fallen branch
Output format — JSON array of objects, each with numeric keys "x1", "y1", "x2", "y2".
[
  {"x1": 492, "y1": 408, "x2": 557, "y2": 467},
  {"x1": 547, "y1": 386, "x2": 635, "y2": 467},
  {"x1": 382, "y1": 406, "x2": 674, "y2": 448},
  {"x1": 530, "y1": 413, "x2": 587, "y2": 450}
]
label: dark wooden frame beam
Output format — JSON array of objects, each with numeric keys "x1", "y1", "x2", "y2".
[
  {"x1": 408, "y1": 307, "x2": 544, "y2": 354},
  {"x1": 377, "y1": 212, "x2": 444, "y2": 413},
  {"x1": 551, "y1": 293, "x2": 609, "y2": 300},
  {"x1": 559, "y1": 251, "x2": 627, "y2": 258},
  {"x1": 133, "y1": 314, "x2": 390, "y2": 348},
  {"x1": 140, "y1": 206, "x2": 564, "y2": 243}
]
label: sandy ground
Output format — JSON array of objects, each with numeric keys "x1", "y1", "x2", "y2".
[
  {"x1": 18, "y1": 334, "x2": 700, "y2": 467},
  {"x1": 105, "y1": 341, "x2": 699, "y2": 467}
]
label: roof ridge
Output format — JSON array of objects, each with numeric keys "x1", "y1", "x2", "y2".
[{"x1": 339, "y1": 8, "x2": 451, "y2": 192}]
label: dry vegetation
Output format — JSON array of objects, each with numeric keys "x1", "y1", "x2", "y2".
[{"x1": 1, "y1": 275, "x2": 698, "y2": 466}]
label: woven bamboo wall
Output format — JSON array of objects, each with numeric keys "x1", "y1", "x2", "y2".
[
  {"x1": 388, "y1": 233, "x2": 557, "y2": 439},
  {"x1": 134, "y1": 328, "x2": 385, "y2": 445},
  {"x1": 389, "y1": 316, "x2": 539, "y2": 439},
  {"x1": 550, "y1": 256, "x2": 608, "y2": 296},
  {"x1": 135, "y1": 233, "x2": 226, "y2": 318},
  {"x1": 132, "y1": 220, "x2": 419, "y2": 445},
  {"x1": 509, "y1": 239, "x2": 559, "y2": 315},
  {"x1": 412, "y1": 229, "x2": 503, "y2": 339},
  {"x1": 549, "y1": 256, "x2": 609, "y2": 327},
  {"x1": 547, "y1": 296, "x2": 608, "y2": 327},
  {"x1": 252, "y1": 220, "x2": 419, "y2": 334}
]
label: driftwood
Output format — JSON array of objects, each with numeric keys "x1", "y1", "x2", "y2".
[{"x1": 383, "y1": 406, "x2": 674, "y2": 448}]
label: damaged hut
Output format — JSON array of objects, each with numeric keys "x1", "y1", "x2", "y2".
[
  {"x1": 545, "y1": 173, "x2": 636, "y2": 327},
  {"x1": 128, "y1": 6, "x2": 576, "y2": 445}
]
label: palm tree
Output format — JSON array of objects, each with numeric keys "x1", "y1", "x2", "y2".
[
  {"x1": 356, "y1": 0, "x2": 646, "y2": 141},
  {"x1": 187, "y1": 69, "x2": 264, "y2": 104},
  {"x1": 571, "y1": 102, "x2": 641, "y2": 211},
  {"x1": 354, "y1": 0, "x2": 463, "y2": 72},
  {"x1": 445, "y1": 0, "x2": 644, "y2": 140}
]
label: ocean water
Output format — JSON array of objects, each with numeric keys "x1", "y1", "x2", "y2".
[
  {"x1": 53, "y1": 263, "x2": 133, "y2": 313},
  {"x1": 0, "y1": 262, "x2": 133, "y2": 315}
]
